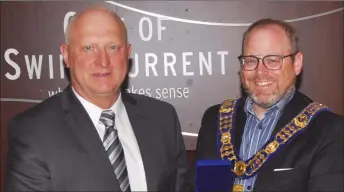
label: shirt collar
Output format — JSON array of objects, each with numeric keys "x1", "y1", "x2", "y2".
[
  {"x1": 244, "y1": 86, "x2": 296, "y2": 118},
  {"x1": 72, "y1": 87, "x2": 123, "y2": 126}
]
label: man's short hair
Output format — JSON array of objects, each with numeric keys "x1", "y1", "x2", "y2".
[{"x1": 241, "y1": 18, "x2": 299, "y2": 54}]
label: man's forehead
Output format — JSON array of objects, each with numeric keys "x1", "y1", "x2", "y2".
[{"x1": 244, "y1": 25, "x2": 291, "y2": 48}]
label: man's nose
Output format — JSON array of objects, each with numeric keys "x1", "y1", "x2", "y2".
[
  {"x1": 97, "y1": 49, "x2": 110, "y2": 67},
  {"x1": 256, "y1": 58, "x2": 269, "y2": 74}
]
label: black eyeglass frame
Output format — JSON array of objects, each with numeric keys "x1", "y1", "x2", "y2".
[{"x1": 237, "y1": 52, "x2": 298, "y2": 71}]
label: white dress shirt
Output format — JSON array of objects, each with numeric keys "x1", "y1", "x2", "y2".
[{"x1": 72, "y1": 88, "x2": 147, "y2": 191}]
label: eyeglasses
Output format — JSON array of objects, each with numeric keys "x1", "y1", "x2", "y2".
[{"x1": 238, "y1": 53, "x2": 297, "y2": 71}]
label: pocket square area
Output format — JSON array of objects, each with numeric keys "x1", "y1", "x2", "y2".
[{"x1": 273, "y1": 168, "x2": 294, "y2": 171}]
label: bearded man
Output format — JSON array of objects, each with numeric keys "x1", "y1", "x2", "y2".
[{"x1": 188, "y1": 18, "x2": 343, "y2": 192}]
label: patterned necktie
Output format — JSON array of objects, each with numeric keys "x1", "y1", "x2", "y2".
[{"x1": 100, "y1": 110, "x2": 131, "y2": 192}]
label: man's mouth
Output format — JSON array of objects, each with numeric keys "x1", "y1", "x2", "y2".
[
  {"x1": 255, "y1": 80, "x2": 274, "y2": 86},
  {"x1": 93, "y1": 72, "x2": 110, "y2": 77}
]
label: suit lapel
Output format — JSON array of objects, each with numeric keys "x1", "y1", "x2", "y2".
[
  {"x1": 61, "y1": 86, "x2": 119, "y2": 189},
  {"x1": 121, "y1": 93, "x2": 157, "y2": 191},
  {"x1": 234, "y1": 97, "x2": 247, "y2": 153},
  {"x1": 254, "y1": 91, "x2": 312, "y2": 190}
]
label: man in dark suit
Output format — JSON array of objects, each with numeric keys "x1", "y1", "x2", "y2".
[
  {"x1": 6, "y1": 7, "x2": 188, "y2": 191},
  {"x1": 188, "y1": 19, "x2": 343, "y2": 191}
]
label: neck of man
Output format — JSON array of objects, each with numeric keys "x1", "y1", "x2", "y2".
[
  {"x1": 72, "y1": 84, "x2": 120, "y2": 109},
  {"x1": 90, "y1": 94, "x2": 119, "y2": 109},
  {"x1": 253, "y1": 104, "x2": 267, "y2": 120}
]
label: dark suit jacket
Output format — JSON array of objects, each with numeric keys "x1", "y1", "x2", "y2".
[
  {"x1": 6, "y1": 85, "x2": 188, "y2": 192},
  {"x1": 186, "y1": 91, "x2": 343, "y2": 192}
]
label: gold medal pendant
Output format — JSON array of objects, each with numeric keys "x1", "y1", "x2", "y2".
[
  {"x1": 265, "y1": 140, "x2": 279, "y2": 154},
  {"x1": 233, "y1": 161, "x2": 246, "y2": 176},
  {"x1": 233, "y1": 184, "x2": 244, "y2": 192}
]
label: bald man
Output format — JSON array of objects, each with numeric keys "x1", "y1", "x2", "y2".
[{"x1": 6, "y1": 7, "x2": 188, "y2": 192}]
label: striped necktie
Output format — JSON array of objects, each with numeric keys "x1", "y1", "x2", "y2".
[{"x1": 100, "y1": 110, "x2": 131, "y2": 192}]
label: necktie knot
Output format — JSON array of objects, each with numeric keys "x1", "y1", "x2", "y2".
[{"x1": 100, "y1": 110, "x2": 115, "y2": 128}]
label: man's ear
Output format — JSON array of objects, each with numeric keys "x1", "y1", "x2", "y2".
[
  {"x1": 293, "y1": 52, "x2": 303, "y2": 75},
  {"x1": 60, "y1": 44, "x2": 70, "y2": 68},
  {"x1": 126, "y1": 44, "x2": 132, "y2": 59}
]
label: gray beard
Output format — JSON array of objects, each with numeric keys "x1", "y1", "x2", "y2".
[{"x1": 245, "y1": 78, "x2": 296, "y2": 109}]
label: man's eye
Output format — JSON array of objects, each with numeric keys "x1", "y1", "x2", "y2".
[
  {"x1": 109, "y1": 45, "x2": 120, "y2": 51},
  {"x1": 245, "y1": 59, "x2": 257, "y2": 64},
  {"x1": 83, "y1": 46, "x2": 93, "y2": 51},
  {"x1": 266, "y1": 57, "x2": 281, "y2": 64}
]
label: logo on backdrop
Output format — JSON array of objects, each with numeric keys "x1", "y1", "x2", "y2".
[
  {"x1": 3, "y1": 10, "x2": 232, "y2": 100},
  {"x1": 1, "y1": 1, "x2": 343, "y2": 139},
  {"x1": 3, "y1": 2, "x2": 342, "y2": 100}
]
